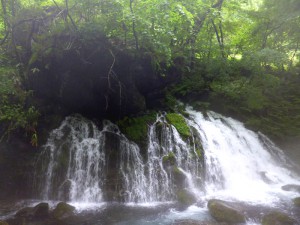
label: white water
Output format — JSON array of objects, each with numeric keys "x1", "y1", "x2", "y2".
[
  {"x1": 119, "y1": 135, "x2": 148, "y2": 202},
  {"x1": 187, "y1": 107, "x2": 300, "y2": 204},
  {"x1": 120, "y1": 114, "x2": 202, "y2": 202},
  {"x1": 37, "y1": 115, "x2": 106, "y2": 202}
]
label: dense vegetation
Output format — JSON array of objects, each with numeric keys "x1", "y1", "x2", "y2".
[{"x1": 0, "y1": 0, "x2": 300, "y2": 144}]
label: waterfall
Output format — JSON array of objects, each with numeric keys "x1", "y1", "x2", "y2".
[
  {"x1": 120, "y1": 114, "x2": 202, "y2": 202},
  {"x1": 143, "y1": 114, "x2": 203, "y2": 202},
  {"x1": 186, "y1": 107, "x2": 299, "y2": 203},
  {"x1": 36, "y1": 115, "x2": 106, "y2": 202},
  {"x1": 35, "y1": 109, "x2": 299, "y2": 205}
]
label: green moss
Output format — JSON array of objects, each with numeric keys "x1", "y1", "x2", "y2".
[
  {"x1": 166, "y1": 113, "x2": 191, "y2": 138},
  {"x1": 117, "y1": 113, "x2": 156, "y2": 144},
  {"x1": 162, "y1": 152, "x2": 176, "y2": 165},
  {"x1": 195, "y1": 148, "x2": 202, "y2": 157},
  {"x1": 173, "y1": 166, "x2": 181, "y2": 174}
]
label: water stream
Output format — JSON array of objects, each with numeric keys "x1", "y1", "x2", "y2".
[{"x1": 4, "y1": 108, "x2": 300, "y2": 224}]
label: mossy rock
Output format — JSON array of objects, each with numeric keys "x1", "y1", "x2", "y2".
[
  {"x1": 172, "y1": 220, "x2": 227, "y2": 225},
  {"x1": 0, "y1": 221, "x2": 9, "y2": 225},
  {"x1": 172, "y1": 166, "x2": 186, "y2": 188},
  {"x1": 117, "y1": 113, "x2": 156, "y2": 145},
  {"x1": 33, "y1": 202, "x2": 49, "y2": 218},
  {"x1": 166, "y1": 113, "x2": 191, "y2": 138},
  {"x1": 262, "y1": 211, "x2": 296, "y2": 225},
  {"x1": 53, "y1": 202, "x2": 75, "y2": 220},
  {"x1": 195, "y1": 148, "x2": 202, "y2": 158},
  {"x1": 162, "y1": 152, "x2": 176, "y2": 166},
  {"x1": 176, "y1": 189, "x2": 197, "y2": 205},
  {"x1": 293, "y1": 197, "x2": 300, "y2": 206},
  {"x1": 207, "y1": 199, "x2": 245, "y2": 224}
]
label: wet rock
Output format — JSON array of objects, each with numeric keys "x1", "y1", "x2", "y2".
[
  {"x1": 262, "y1": 211, "x2": 296, "y2": 225},
  {"x1": 293, "y1": 197, "x2": 300, "y2": 206},
  {"x1": 259, "y1": 171, "x2": 275, "y2": 184},
  {"x1": 33, "y1": 202, "x2": 49, "y2": 218},
  {"x1": 172, "y1": 166, "x2": 186, "y2": 189},
  {"x1": 172, "y1": 219, "x2": 227, "y2": 225},
  {"x1": 15, "y1": 202, "x2": 49, "y2": 219},
  {"x1": 281, "y1": 184, "x2": 300, "y2": 193},
  {"x1": 162, "y1": 152, "x2": 176, "y2": 168},
  {"x1": 176, "y1": 189, "x2": 197, "y2": 206},
  {"x1": 53, "y1": 202, "x2": 75, "y2": 220},
  {"x1": 207, "y1": 199, "x2": 246, "y2": 224}
]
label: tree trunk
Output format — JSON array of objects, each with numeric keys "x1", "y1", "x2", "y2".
[
  {"x1": 130, "y1": 0, "x2": 139, "y2": 51},
  {"x1": 189, "y1": 0, "x2": 225, "y2": 68}
]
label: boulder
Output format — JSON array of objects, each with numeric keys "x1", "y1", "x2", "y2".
[
  {"x1": 176, "y1": 189, "x2": 197, "y2": 206},
  {"x1": 262, "y1": 211, "x2": 296, "y2": 225},
  {"x1": 0, "y1": 221, "x2": 9, "y2": 225},
  {"x1": 53, "y1": 202, "x2": 75, "y2": 220},
  {"x1": 281, "y1": 184, "x2": 300, "y2": 193},
  {"x1": 207, "y1": 199, "x2": 245, "y2": 224},
  {"x1": 15, "y1": 202, "x2": 49, "y2": 220},
  {"x1": 172, "y1": 166, "x2": 186, "y2": 189},
  {"x1": 293, "y1": 197, "x2": 300, "y2": 207},
  {"x1": 33, "y1": 202, "x2": 49, "y2": 218},
  {"x1": 172, "y1": 219, "x2": 227, "y2": 225}
]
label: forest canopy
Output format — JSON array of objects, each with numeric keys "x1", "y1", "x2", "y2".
[{"x1": 0, "y1": 0, "x2": 300, "y2": 143}]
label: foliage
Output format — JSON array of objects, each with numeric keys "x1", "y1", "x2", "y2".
[
  {"x1": 0, "y1": 0, "x2": 300, "y2": 141},
  {"x1": 210, "y1": 69, "x2": 300, "y2": 139},
  {"x1": 166, "y1": 113, "x2": 191, "y2": 138},
  {"x1": 0, "y1": 66, "x2": 39, "y2": 144},
  {"x1": 171, "y1": 72, "x2": 207, "y2": 97}
]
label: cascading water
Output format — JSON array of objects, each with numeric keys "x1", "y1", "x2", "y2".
[
  {"x1": 186, "y1": 107, "x2": 300, "y2": 204},
  {"x1": 142, "y1": 114, "x2": 203, "y2": 202},
  {"x1": 35, "y1": 115, "x2": 106, "y2": 202},
  {"x1": 34, "y1": 107, "x2": 300, "y2": 225},
  {"x1": 35, "y1": 113, "x2": 203, "y2": 204}
]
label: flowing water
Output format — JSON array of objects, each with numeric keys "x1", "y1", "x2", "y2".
[
  {"x1": 3, "y1": 108, "x2": 300, "y2": 224},
  {"x1": 186, "y1": 108, "x2": 300, "y2": 204}
]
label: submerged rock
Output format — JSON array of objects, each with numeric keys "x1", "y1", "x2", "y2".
[
  {"x1": 0, "y1": 221, "x2": 9, "y2": 225},
  {"x1": 53, "y1": 202, "x2": 75, "y2": 220},
  {"x1": 262, "y1": 211, "x2": 296, "y2": 225},
  {"x1": 281, "y1": 184, "x2": 300, "y2": 193},
  {"x1": 172, "y1": 219, "x2": 227, "y2": 225},
  {"x1": 293, "y1": 197, "x2": 300, "y2": 206},
  {"x1": 207, "y1": 199, "x2": 245, "y2": 224}
]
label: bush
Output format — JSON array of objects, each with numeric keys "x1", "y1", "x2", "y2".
[{"x1": 0, "y1": 66, "x2": 39, "y2": 144}]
